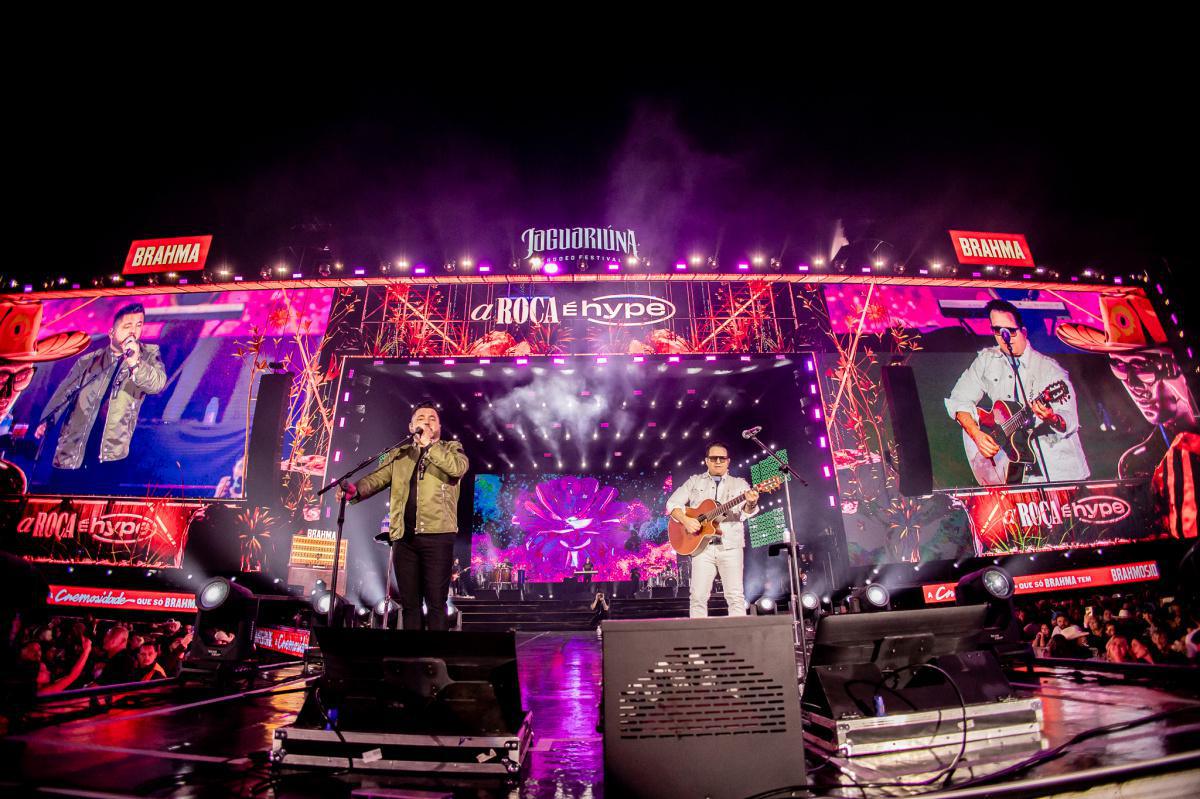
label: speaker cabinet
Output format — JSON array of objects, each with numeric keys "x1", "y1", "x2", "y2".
[
  {"x1": 881, "y1": 364, "x2": 933, "y2": 496},
  {"x1": 602, "y1": 615, "x2": 806, "y2": 799},
  {"x1": 244, "y1": 372, "x2": 291, "y2": 506}
]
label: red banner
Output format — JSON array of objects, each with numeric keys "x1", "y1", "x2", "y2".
[
  {"x1": 47, "y1": 584, "x2": 197, "y2": 613},
  {"x1": 254, "y1": 626, "x2": 311, "y2": 657},
  {"x1": 923, "y1": 560, "x2": 1161, "y2": 603},
  {"x1": 948, "y1": 230, "x2": 1035, "y2": 267},
  {"x1": 123, "y1": 235, "x2": 212, "y2": 275},
  {"x1": 13, "y1": 497, "x2": 200, "y2": 568}
]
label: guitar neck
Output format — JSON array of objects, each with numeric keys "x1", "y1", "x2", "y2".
[{"x1": 702, "y1": 489, "x2": 752, "y2": 521}]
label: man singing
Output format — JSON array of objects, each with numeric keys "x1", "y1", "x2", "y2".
[
  {"x1": 666, "y1": 441, "x2": 759, "y2": 618},
  {"x1": 35, "y1": 303, "x2": 167, "y2": 473},
  {"x1": 946, "y1": 298, "x2": 1089, "y2": 484},
  {"x1": 342, "y1": 402, "x2": 468, "y2": 631}
]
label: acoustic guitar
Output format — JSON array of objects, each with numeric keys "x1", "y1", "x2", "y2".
[
  {"x1": 962, "y1": 380, "x2": 1070, "y2": 485},
  {"x1": 667, "y1": 475, "x2": 785, "y2": 555}
]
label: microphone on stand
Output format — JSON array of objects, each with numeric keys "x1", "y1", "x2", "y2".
[
  {"x1": 1000, "y1": 328, "x2": 1011, "y2": 349},
  {"x1": 741, "y1": 425, "x2": 763, "y2": 439}
]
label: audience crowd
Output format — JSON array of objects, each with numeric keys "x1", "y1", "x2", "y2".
[
  {"x1": 1014, "y1": 587, "x2": 1200, "y2": 665},
  {"x1": 11, "y1": 614, "x2": 194, "y2": 697}
]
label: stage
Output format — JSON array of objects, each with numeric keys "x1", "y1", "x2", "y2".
[{"x1": 7, "y1": 631, "x2": 1200, "y2": 798}]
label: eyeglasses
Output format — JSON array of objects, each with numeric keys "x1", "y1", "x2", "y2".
[
  {"x1": 706, "y1": 456, "x2": 729, "y2": 462},
  {"x1": 991, "y1": 325, "x2": 1021, "y2": 335},
  {"x1": 1110, "y1": 356, "x2": 1181, "y2": 384},
  {"x1": 0, "y1": 365, "x2": 36, "y2": 395}
]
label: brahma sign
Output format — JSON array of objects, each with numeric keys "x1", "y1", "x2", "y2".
[
  {"x1": 948, "y1": 230, "x2": 1035, "y2": 267},
  {"x1": 123, "y1": 235, "x2": 212, "y2": 275}
]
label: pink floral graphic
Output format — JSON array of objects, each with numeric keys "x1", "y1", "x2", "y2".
[{"x1": 514, "y1": 476, "x2": 628, "y2": 569}]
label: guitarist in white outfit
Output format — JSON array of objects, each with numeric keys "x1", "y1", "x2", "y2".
[
  {"x1": 946, "y1": 299, "x2": 1090, "y2": 485},
  {"x1": 666, "y1": 442, "x2": 759, "y2": 617}
]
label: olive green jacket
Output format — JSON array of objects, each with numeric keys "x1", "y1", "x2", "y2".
[
  {"x1": 43, "y1": 344, "x2": 168, "y2": 469},
  {"x1": 352, "y1": 439, "x2": 469, "y2": 540}
]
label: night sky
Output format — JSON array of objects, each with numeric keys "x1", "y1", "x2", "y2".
[{"x1": 18, "y1": 58, "x2": 1194, "y2": 284}]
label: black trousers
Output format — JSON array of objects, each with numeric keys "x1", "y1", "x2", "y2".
[{"x1": 391, "y1": 533, "x2": 456, "y2": 631}]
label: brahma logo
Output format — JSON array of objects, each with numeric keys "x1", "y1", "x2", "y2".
[
  {"x1": 1069, "y1": 495, "x2": 1131, "y2": 526},
  {"x1": 470, "y1": 294, "x2": 676, "y2": 327}
]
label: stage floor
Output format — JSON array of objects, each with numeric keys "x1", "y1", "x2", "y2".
[{"x1": 6, "y1": 631, "x2": 1200, "y2": 798}]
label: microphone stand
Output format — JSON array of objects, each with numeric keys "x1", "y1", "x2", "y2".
[
  {"x1": 1002, "y1": 333, "x2": 1053, "y2": 484},
  {"x1": 316, "y1": 433, "x2": 414, "y2": 625},
  {"x1": 744, "y1": 429, "x2": 809, "y2": 675}
]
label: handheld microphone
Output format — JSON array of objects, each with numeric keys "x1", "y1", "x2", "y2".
[
  {"x1": 741, "y1": 425, "x2": 763, "y2": 439},
  {"x1": 122, "y1": 336, "x2": 137, "y2": 359}
]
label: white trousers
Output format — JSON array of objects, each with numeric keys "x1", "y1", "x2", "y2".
[{"x1": 689, "y1": 544, "x2": 746, "y2": 618}]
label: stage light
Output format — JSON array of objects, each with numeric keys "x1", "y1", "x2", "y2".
[
  {"x1": 800, "y1": 592, "x2": 821, "y2": 612},
  {"x1": 188, "y1": 577, "x2": 257, "y2": 668},
  {"x1": 846, "y1": 582, "x2": 890, "y2": 612},
  {"x1": 955, "y1": 566, "x2": 1014, "y2": 604},
  {"x1": 754, "y1": 597, "x2": 777, "y2": 615},
  {"x1": 751, "y1": 254, "x2": 764, "y2": 266},
  {"x1": 544, "y1": 261, "x2": 560, "y2": 275}
]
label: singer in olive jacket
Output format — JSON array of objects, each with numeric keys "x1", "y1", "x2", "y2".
[
  {"x1": 39, "y1": 336, "x2": 166, "y2": 469},
  {"x1": 350, "y1": 438, "x2": 469, "y2": 540}
]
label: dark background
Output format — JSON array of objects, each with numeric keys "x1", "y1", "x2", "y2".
[{"x1": 12, "y1": 44, "x2": 1194, "y2": 286}]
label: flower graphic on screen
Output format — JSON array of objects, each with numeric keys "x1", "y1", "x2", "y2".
[{"x1": 514, "y1": 476, "x2": 628, "y2": 565}]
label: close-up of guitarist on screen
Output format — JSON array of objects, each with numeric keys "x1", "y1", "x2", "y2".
[{"x1": 945, "y1": 298, "x2": 1090, "y2": 485}]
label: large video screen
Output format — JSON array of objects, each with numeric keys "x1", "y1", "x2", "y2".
[
  {"x1": 471, "y1": 471, "x2": 675, "y2": 582},
  {"x1": 1, "y1": 290, "x2": 334, "y2": 498},
  {"x1": 820, "y1": 284, "x2": 1194, "y2": 563},
  {"x1": 326, "y1": 354, "x2": 827, "y2": 602}
]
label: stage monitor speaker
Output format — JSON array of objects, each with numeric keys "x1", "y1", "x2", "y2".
[
  {"x1": 297, "y1": 628, "x2": 523, "y2": 736},
  {"x1": 244, "y1": 372, "x2": 291, "y2": 506},
  {"x1": 602, "y1": 615, "x2": 806, "y2": 799},
  {"x1": 881, "y1": 364, "x2": 933, "y2": 496},
  {"x1": 802, "y1": 605, "x2": 1012, "y2": 720}
]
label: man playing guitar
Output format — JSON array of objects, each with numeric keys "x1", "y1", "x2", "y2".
[
  {"x1": 665, "y1": 442, "x2": 759, "y2": 618},
  {"x1": 946, "y1": 299, "x2": 1089, "y2": 485}
]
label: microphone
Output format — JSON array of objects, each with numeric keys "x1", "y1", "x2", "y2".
[
  {"x1": 1000, "y1": 329, "x2": 1011, "y2": 347},
  {"x1": 122, "y1": 335, "x2": 137, "y2": 359},
  {"x1": 741, "y1": 425, "x2": 763, "y2": 439}
]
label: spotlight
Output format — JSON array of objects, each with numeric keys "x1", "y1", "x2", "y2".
[
  {"x1": 754, "y1": 597, "x2": 778, "y2": 615},
  {"x1": 312, "y1": 590, "x2": 354, "y2": 626},
  {"x1": 187, "y1": 577, "x2": 258, "y2": 669},
  {"x1": 800, "y1": 591, "x2": 821, "y2": 612},
  {"x1": 847, "y1": 582, "x2": 890, "y2": 612},
  {"x1": 955, "y1": 566, "x2": 1014, "y2": 604},
  {"x1": 955, "y1": 565, "x2": 1026, "y2": 661}
]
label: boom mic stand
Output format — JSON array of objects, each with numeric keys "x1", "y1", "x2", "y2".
[
  {"x1": 316, "y1": 434, "x2": 413, "y2": 625},
  {"x1": 743, "y1": 426, "x2": 809, "y2": 675},
  {"x1": 1001, "y1": 330, "x2": 1053, "y2": 484}
]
